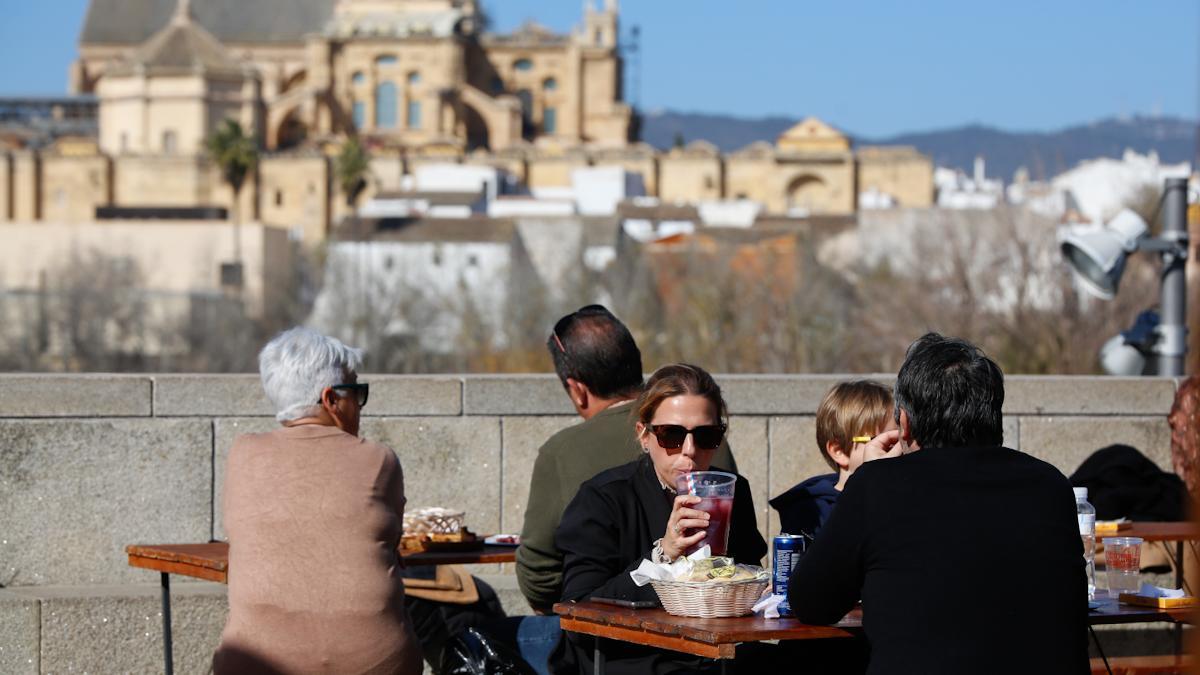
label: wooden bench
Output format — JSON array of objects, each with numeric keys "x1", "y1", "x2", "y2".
[{"x1": 1090, "y1": 654, "x2": 1193, "y2": 674}]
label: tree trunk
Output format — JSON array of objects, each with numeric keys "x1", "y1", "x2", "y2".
[
  {"x1": 233, "y1": 185, "x2": 243, "y2": 267},
  {"x1": 1187, "y1": 204, "x2": 1199, "y2": 375}
]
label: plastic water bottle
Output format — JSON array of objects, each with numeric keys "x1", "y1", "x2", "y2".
[{"x1": 1074, "y1": 487, "x2": 1096, "y2": 600}]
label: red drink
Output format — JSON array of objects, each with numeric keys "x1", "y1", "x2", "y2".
[{"x1": 685, "y1": 495, "x2": 734, "y2": 555}]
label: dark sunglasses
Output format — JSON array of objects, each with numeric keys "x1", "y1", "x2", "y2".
[
  {"x1": 648, "y1": 423, "x2": 726, "y2": 451},
  {"x1": 330, "y1": 382, "x2": 369, "y2": 408}
]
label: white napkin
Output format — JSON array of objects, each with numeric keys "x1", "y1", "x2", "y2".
[
  {"x1": 630, "y1": 545, "x2": 712, "y2": 586},
  {"x1": 752, "y1": 593, "x2": 785, "y2": 619},
  {"x1": 1137, "y1": 582, "x2": 1185, "y2": 598}
]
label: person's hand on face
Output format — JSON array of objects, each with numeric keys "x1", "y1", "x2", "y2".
[
  {"x1": 862, "y1": 428, "x2": 905, "y2": 463},
  {"x1": 851, "y1": 418, "x2": 901, "y2": 471}
]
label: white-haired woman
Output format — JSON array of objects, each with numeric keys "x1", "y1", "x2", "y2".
[{"x1": 213, "y1": 327, "x2": 422, "y2": 675}]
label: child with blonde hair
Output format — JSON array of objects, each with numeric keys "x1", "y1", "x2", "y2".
[{"x1": 770, "y1": 380, "x2": 895, "y2": 538}]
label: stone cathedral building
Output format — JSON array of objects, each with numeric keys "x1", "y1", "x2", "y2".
[
  {"x1": 0, "y1": 0, "x2": 933, "y2": 243},
  {"x1": 75, "y1": 0, "x2": 632, "y2": 153}
]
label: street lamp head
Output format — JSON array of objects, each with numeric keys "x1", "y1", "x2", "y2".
[
  {"x1": 1098, "y1": 309, "x2": 1159, "y2": 376},
  {"x1": 1099, "y1": 333, "x2": 1147, "y2": 376},
  {"x1": 1060, "y1": 209, "x2": 1149, "y2": 300}
]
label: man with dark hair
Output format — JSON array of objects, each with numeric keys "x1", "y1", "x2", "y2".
[
  {"x1": 516, "y1": 305, "x2": 736, "y2": 613},
  {"x1": 788, "y1": 333, "x2": 1088, "y2": 674}
]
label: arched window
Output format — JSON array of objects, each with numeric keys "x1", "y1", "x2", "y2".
[
  {"x1": 407, "y1": 100, "x2": 421, "y2": 129},
  {"x1": 352, "y1": 100, "x2": 366, "y2": 129},
  {"x1": 543, "y1": 107, "x2": 557, "y2": 134},
  {"x1": 490, "y1": 76, "x2": 504, "y2": 94},
  {"x1": 351, "y1": 71, "x2": 365, "y2": 85},
  {"x1": 375, "y1": 55, "x2": 398, "y2": 66},
  {"x1": 375, "y1": 81, "x2": 398, "y2": 128},
  {"x1": 516, "y1": 89, "x2": 533, "y2": 122},
  {"x1": 407, "y1": 71, "x2": 421, "y2": 86},
  {"x1": 543, "y1": 77, "x2": 557, "y2": 91},
  {"x1": 162, "y1": 129, "x2": 177, "y2": 154},
  {"x1": 513, "y1": 58, "x2": 533, "y2": 72}
]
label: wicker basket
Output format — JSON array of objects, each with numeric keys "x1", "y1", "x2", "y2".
[
  {"x1": 650, "y1": 578, "x2": 769, "y2": 618},
  {"x1": 403, "y1": 507, "x2": 465, "y2": 535}
]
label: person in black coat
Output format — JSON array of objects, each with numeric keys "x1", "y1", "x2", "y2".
[
  {"x1": 552, "y1": 364, "x2": 768, "y2": 675},
  {"x1": 787, "y1": 333, "x2": 1089, "y2": 675}
]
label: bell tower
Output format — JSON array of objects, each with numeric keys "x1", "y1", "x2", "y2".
[{"x1": 581, "y1": 0, "x2": 618, "y2": 49}]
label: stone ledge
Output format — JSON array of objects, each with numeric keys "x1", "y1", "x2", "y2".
[
  {"x1": 153, "y1": 374, "x2": 272, "y2": 417},
  {"x1": 719, "y1": 375, "x2": 894, "y2": 415},
  {"x1": 463, "y1": 375, "x2": 573, "y2": 415},
  {"x1": 154, "y1": 374, "x2": 464, "y2": 417},
  {"x1": 0, "y1": 373, "x2": 1181, "y2": 418},
  {"x1": 0, "y1": 375, "x2": 151, "y2": 417},
  {"x1": 1004, "y1": 376, "x2": 1176, "y2": 416}
]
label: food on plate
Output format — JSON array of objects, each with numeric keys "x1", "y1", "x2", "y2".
[{"x1": 677, "y1": 556, "x2": 766, "y2": 583}]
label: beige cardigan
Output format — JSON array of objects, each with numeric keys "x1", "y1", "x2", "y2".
[{"x1": 214, "y1": 425, "x2": 422, "y2": 674}]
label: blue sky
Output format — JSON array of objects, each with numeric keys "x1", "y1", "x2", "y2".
[{"x1": 1, "y1": 0, "x2": 1196, "y2": 138}]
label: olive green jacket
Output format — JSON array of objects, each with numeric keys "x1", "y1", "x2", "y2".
[{"x1": 515, "y1": 402, "x2": 736, "y2": 611}]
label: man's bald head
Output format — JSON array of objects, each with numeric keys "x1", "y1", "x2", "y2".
[{"x1": 548, "y1": 305, "x2": 643, "y2": 400}]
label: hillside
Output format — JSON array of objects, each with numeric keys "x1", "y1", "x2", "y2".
[{"x1": 640, "y1": 110, "x2": 1197, "y2": 180}]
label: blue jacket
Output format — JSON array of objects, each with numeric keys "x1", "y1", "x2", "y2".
[{"x1": 769, "y1": 473, "x2": 840, "y2": 539}]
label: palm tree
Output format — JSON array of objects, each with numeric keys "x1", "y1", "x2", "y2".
[
  {"x1": 335, "y1": 136, "x2": 371, "y2": 344},
  {"x1": 205, "y1": 119, "x2": 258, "y2": 278},
  {"x1": 335, "y1": 135, "x2": 370, "y2": 216}
]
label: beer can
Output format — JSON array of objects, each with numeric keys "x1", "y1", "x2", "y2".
[{"x1": 773, "y1": 534, "x2": 807, "y2": 617}]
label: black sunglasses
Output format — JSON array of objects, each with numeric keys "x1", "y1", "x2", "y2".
[
  {"x1": 648, "y1": 423, "x2": 726, "y2": 451},
  {"x1": 330, "y1": 382, "x2": 369, "y2": 408}
]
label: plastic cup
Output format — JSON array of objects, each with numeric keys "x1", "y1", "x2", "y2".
[
  {"x1": 674, "y1": 471, "x2": 736, "y2": 555},
  {"x1": 1103, "y1": 537, "x2": 1143, "y2": 595}
]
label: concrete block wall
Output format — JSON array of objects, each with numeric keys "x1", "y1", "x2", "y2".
[{"x1": 0, "y1": 374, "x2": 1183, "y2": 673}]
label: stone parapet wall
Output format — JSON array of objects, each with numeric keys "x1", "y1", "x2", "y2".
[{"x1": 0, "y1": 373, "x2": 1183, "y2": 673}]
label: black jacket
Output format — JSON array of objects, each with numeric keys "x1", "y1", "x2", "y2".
[
  {"x1": 552, "y1": 455, "x2": 767, "y2": 674},
  {"x1": 788, "y1": 446, "x2": 1089, "y2": 675},
  {"x1": 770, "y1": 472, "x2": 840, "y2": 540}
]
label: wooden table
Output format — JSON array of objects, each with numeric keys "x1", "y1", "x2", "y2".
[
  {"x1": 126, "y1": 541, "x2": 516, "y2": 674},
  {"x1": 554, "y1": 600, "x2": 860, "y2": 661},
  {"x1": 1099, "y1": 522, "x2": 1200, "y2": 653},
  {"x1": 554, "y1": 593, "x2": 1193, "y2": 674},
  {"x1": 1113, "y1": 521, "x2": 1200, "y2": 543},
  {"x1": 1108, "y1": 521, "x2": 1200, "y2": 588}
]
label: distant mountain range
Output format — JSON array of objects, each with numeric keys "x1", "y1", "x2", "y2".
[{"x1": 639, "y1": 111, "x2": 1198, "y2": 181}]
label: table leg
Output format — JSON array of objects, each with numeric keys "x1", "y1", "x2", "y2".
[
  {"x1": 593, "y1": 637, "x2": 605, "y2": 675},
  {"x1": 1174, "y1": 540, "x2": 1184, "y2": 654},
  {"x1": 160, "y1": 572, "x2": 174, "y2": 675},
  {"x1": 1175, "y1": 540, "x2": 1184, "y2": 589}
]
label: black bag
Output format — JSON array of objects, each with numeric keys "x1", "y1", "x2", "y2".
[
  {"x1": 1070, "y1": 444, "x2": 1188, "y2": 521},
  {"x1": 441, "y1": 627, "x2": 536, "y2": 675}
]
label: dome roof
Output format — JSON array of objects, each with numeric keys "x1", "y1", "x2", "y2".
[{"x1": 107, "y1": 0, "x2": 247, "y2": 78}]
